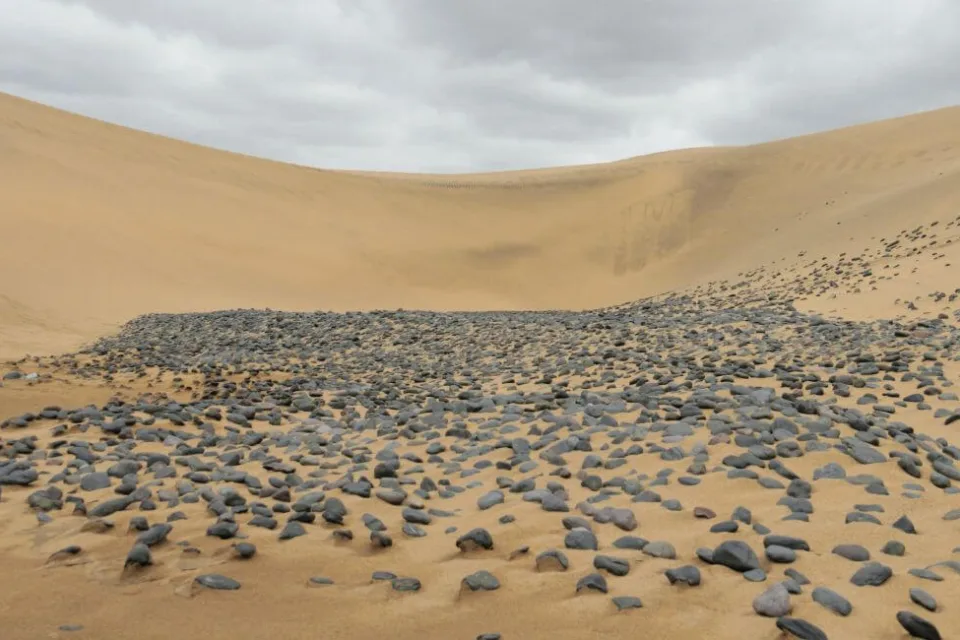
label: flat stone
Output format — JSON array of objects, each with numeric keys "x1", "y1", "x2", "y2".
[
  {"x1": 611, "y1": 595, "x2": 643, "y2": 611},
  {"x1": 535, "y1": 549, "x2": 569, "y2": 572},
  {"x1": 462, "y1": 570, "x2": 500, "y2": 591},
  {"x1": 575, "y1": 572, "x2": 608, "y2": 594},
  {"x1": 665, "y1": 565, "x2": 701, "y2": 586},
  {"x1": 776, "y1": 617, "x2": 828, "y2": 640},
  {"x1": 194, "y1": 574, "x2": 241, "y2": 590},
  {"x1": 850, "y1": 562, "x2": 893, "y2": 586},
  {"x1": 457, "y1": 528, "x2": 494, "y2": 551},
  {"x1": 389, "y1": 577, "x2": 421, "y2": 592},
  {"x1": 910, "y1": 587, "x2": 937, "y2": 612},
  {"x1": 743, "y1": 568, "x2": 767, "y2": 582},
  {"x1": 896, "y1": 611, "x2": 942, "y2": 640},
  {"x1": 832, "y1": 544, "x2": 870, "y2": 562},
  {"x1": 713, "y1": 540, "x2": 760, "y2": 572},
  {"x1": 765, "y1": 545, "x2": 796, "y2": 563},
  {"x1": 564, "y1": 528, "x2": 598, "y2": 551},
  {"x1": 812, "y1": 586, "x2": 852, "y2": 616},
  {"x1": 593, "y1": 554, "x2": 630, "y2": 577},
  {"x1": 642, "y1": 541, "x2": 677, "y2": 559},
  {"x1": 908, "y1": 568, "x2": 943, "y2": 581},
  {"x1": 477, "y1": 491, "x2": 504, "y2": 510}
]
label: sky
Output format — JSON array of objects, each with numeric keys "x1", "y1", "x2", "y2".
[{"x1": 2, "y1": 0, "x2": 959, "y2": 173}]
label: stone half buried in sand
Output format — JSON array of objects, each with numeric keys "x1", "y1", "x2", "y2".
[
  {"x1": 460, "y1": 571, "x2": 500, "y2": 593},
  {"x1": 194, "y1": 574, "x2": 241, "y2": 591},
  {"x1": 456, "y1": 528, "x2": 494, "y2": 552}
]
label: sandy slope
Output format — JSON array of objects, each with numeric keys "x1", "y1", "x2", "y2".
[
  {"x1": 2, "y1": 92, "x2": 960, "y2": 358},
  {"x1": 2, "y1": 93, "x2": 960, "y2": 640}
]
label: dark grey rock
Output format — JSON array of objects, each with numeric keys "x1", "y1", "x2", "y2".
[
  {"x1": 812, "y1": 586, "x2": 852, "y2": 616},
  {"x1": 713, "y1": 540, "x2": 760, "y2": 572},
  {"x1": 850, "y1": 562, "x2": 893, "y2": 586},
  {"x1": 194, "y1": 574, "x2": 241, "y2": 590}
]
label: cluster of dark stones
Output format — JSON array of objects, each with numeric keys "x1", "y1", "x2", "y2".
[{"x1": 2, "y1": 281, "x2": 959, "y2": 640}]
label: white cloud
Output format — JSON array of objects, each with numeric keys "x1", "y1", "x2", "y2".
[{"x1": 1, "y1": 0, "x2": 958, "y2": 172}]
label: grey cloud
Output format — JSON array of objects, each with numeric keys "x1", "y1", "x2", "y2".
[{"x1": 1, "y1": 0, "x2": 958, "y2": 172}]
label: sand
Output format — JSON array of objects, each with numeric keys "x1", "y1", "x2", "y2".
[
  {"x1": 1, "y1": 92, "x2": 959, "y2": 640},
  {"x1": 2, "y1": 92, "x2": 960, "y2": 358}
]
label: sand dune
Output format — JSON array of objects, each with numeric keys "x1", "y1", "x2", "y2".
[
  {"x1": 2, "y1": 92, "x2": 960, "y2": 358},
  {"x1": 2, "y1": 94, "x2": 960, "y2": 640}
]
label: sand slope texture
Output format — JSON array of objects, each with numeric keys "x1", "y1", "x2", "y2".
[
  {"x1": 1, "y1": 92, "x2": 959, "y2": 640},
  {"x1": 2, "y1": 92, "x2": 960, "y2": 357}
]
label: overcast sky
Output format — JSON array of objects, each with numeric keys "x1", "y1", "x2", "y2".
[{"x1": 2, "y1": 0, "x2": 959, "y2": 172}]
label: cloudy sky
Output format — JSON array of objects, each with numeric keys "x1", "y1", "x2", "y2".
[{"x1": 2, "y1": 0, "x2": 959, "y2": 172}]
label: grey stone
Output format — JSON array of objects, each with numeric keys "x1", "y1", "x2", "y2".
[
  {"x1": 812, "y1": 586, "x2": 852, "y2": 616},
  {"x1": 752, "y1": 583, "x2": 792, "y2": 617},
  {"x1": 850, "y1": 562, "x2": 893, "y2": 586},
  {"x1": 713, "y1": 540, "x2": 760, "y2": 572}
]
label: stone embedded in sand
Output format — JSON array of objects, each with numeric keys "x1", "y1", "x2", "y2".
[
  {"x1": 881, "y1": 540, "x2": 906, "y2": 556},
  {"x1": 712, "y1": 540, "x2": 760, "y2": 573},
  {"x1": 391, "y1": 577, "x2": 422, "y2": 592},
  {"x1": 206, "y1": 520, "x2": 239, "y2": 539},
  {"x1": 896, "y1": 611, "x2": 942, "y2": 640},
  {"x1": 846, "y1": 511, "x2": 882, "y2": 525},
  {"x1": 763, "y1": 535, "x2": 809, "y2": 551},
  {"x1": 279, "y1": 521, "x2": 306, "y2": 541},
  {"x1": 776, "y1": 617, "x2": 828, "y2": 640},
  {"x1": 477, "y1": 491, "x2": 504, "y2": 510},
  {"x1": 195, "y1": 574, "x2": 241, "y2": 590},
  {"x1": 612, "y1": 595, "x2": 643, "y2": 611},
  {"x1": 593, "y1": 555, "x2": 629, "y2": 576},
  {"x1": 850, "y1": 562, "x2": 893, "y2": 586},
  {"x1": 907, "y1": 568, "x2": 943, "y2": 581},
  {"x1": 665, "y1": 565, "x2": 701, "y2": 586},
  {"x1": 137, "y1": 523, "x2": 173, "y2": 547},
  {"x1": 910, "y1": 588, "x2": 937, "y2": 612},
  {"x1": 79, "y1": 472, "x2": 111, "y2": 491},
  {"x1": 564, "y1": 528, "x2": 598, "y2": 551},
  {"x1": 575, "y1": 573, "x2": 608, "y2": 594},
  {"x1": 371, "y1": 571, "x2": 397, "y2": 582},
  {"x1": 752, "y1": 583, "x2": 791, "y2": 617},
  {"x1": 401, "y1": 507, "x2": 432, "y2": 525},
  {"x1": 710, "y1": 520, "x2": 739, "y2": 533},
  {"x1": 46, "y1": 545, "x2": 82, "y2": 564},
  {"x1": 88, "y1": 496, "x2": 134, "y2": 518},
  {"x1": 613, "y1": 535, "x2": 649, "y2": 551},
  {"x1": 535, "y1": 549, "x2": 569, "y2": 572},
  {"x1": 893, "y1": 515, "x2": 917, "y2": 534},
  {"x1": 232, "y1": 542, "x2": 256, "y2": 559},
  {"x1": 743, "y1": 569, "x2": 767, "y2": 582},
  {"x1": 457, "y1": 528, "x2": 494, "y2": 552},
  {"x1": 833, "y1": 544, "x2": 870, "y2": 562},
  {"x1": 731, "y1": 506, "x2": 752, "y2": 524},
  {"x1": 765, "y1": 545, "x2": 796, "y2": 563},
  {"x1": 370, "y1": 531, "x2": 392, "y2": 548},
  {"x1": 642, "y1": 541, "x2": 676, "y2": 559},
  {"x1": 461, "y1": 570, "x2": 500, "y2": 592},
  {"x1": 124, "y1": 542, "x2": 152, "y2": 568},
  {"x1": 376, "y1": 488, "x2": 407, "y2": 506},
  {"x1": 812, "y1": 586, "x2": 852, "y2": 616}
]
